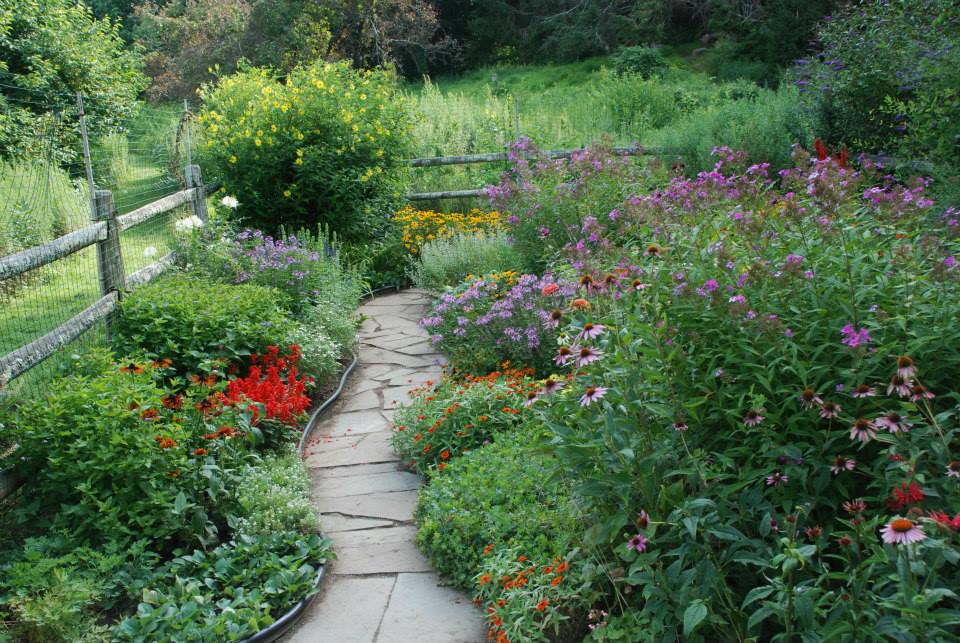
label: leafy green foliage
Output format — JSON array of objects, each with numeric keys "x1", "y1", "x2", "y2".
[
  {"x1": 113, "y1": 274, "x2": 296, "y2": 376},
  {"x1": 114, "y1": 532, "x2": 331, "y2": 642},
  {"x1": 415, "y1": 434, "x2": 576, "y2": 590},
  {"x1": 797, "y1": 0, "x2": 960, "y2": 162},
  {"x1": 609, "y1": 46, "x2": 667, "y2": 79},
  {"x1": 0, "y1": 536, "x2": 157, "y2": 643},
  {"x1": 197, "y1": 61, "x2": 413, "y2": 238}
]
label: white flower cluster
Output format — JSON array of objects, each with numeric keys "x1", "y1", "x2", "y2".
[
  {"x1": 287, "y1": 322, "x2": 341, "y2": 380},
  {"x1": 220, "y1": 195, "x2": 240, "y2": 209},
  {"x1": 173, "y1": 215, "x2": 205, "y2": 233},
  {"x1": 233, "y1": 449, "x2": 320, "y2": 537}
]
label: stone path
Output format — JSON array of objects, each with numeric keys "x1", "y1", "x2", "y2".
[{"x1": 285, "y1": 289, "x2": 487, "y2": 643}]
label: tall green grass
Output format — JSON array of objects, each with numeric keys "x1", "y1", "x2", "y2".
[{"x1": 405, "y1": 59, "x2": 814, "y2": 201}]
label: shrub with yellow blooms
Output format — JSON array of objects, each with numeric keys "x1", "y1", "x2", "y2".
[
  {"x1": 392, "y1": 206, "x2": 502, "y2": 254},
  {"x1": 197, "y1": 61, "x2": 412, "y2": 238}
]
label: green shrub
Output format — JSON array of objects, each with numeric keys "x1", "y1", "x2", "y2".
[
  {"x1": 231, "y1": 447, "x2": 320, "y2": 538},
  {"x1": 7, "y1": 366, "x2": 205, "y2": 545},
  {"x1": 796, "y1": 0, "x2": 960, "y2": 159},
  {"x1": 197, "y1": 61, "x2": 413, "y2": 238},
  {"x1": 114, "y1": 532, "x2": 331, "y2": 642},
  {"x1": 392, "y1": 369, "x2": 537, "y2": 476},
  {"x1": 415, "y1": 433, "x2": 576, "y2": 591},
  {"x1": 113, "y1": 274, "x2": 295, "y2": 376},
  {"x1": 413, "y1": 231, "x2": 523, "y2": 292},
  {"x1": 609, "y1": 46, "x2": 667, "y2": 79}
]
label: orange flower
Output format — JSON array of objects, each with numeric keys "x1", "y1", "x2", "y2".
[
  {"x1": 413, "y1": 433, "x2": 422, "y2": 443},
  {"x1": 517, "y1": 555, "x2": 527, "y2": 563},
  {"x1": 478, "y1": 415, "x2": 489, "y2": 422},
  {"x1": 193, "y1": 448, "x2": 208, "y2": 456},
  {"x1": 556, "y1": 561, "x2": 569, "y2": 573},
  {"x1": 483, "y1": 543, "x2": 494, "y2": 555},
  {"x1": 151, "y1": 358, "x2": 173, "y2": 369},
  {"x1": 551, "y1": 576, "x2": 563, "y2": 586},
  {"x1": 120, "y1": 362, "x2": 144, "y2": 375},
  {"x1": 440, "y1": 450, "x2": 451, "y2": 460},
  {"x1": 215, "y1": 425, "x2": 236, "y2": 438},
  {"x1": 204, "y1": 374, "x2": 218, "y2": 387},
  {"x1": 571, "y1": 298, "x2": 591, "y2": 311},
  {"x1": 161, "y1": 394, "x2": 184, "y2": 410},
  {"x1": 438, "y1": 462, "x2": 446, "y2": 472},
  {"x1": 541, "y1": 283, "x2": 559, "y2": 296},
  {"x1": 479, "y1": 574, "x2": 491, "y2": 587},
  {"x1": 154, "y1": 436, "x2": 177, "y2": 449},
  {"x1": 536, "y1": 598, "x2": 549, "y2": 612},
  {"x1": 422, "y1": 444, "x2": 432, "y2": 454},
  {"x1": 141, "y1": 408, "x2": 160, "y2": 421}
]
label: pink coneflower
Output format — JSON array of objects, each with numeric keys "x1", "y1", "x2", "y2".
[
  {"x1": 672, "y1": 421, "x2": 688, "y2": 432},
  {"x1": 579, "y1": 322, "x2": 606, "y2": 340},
  {"x1": 579, "y1": 386, "x2": 608, "y2": 407},
  {"x1": 540, "y1": 378, "x2": 565, "y2": 396},
  {"x1": 819, "y1": 400, "x2": 842, "y2": 419},
  {"x1": 850, "y1": 418, "x2": 877, "y2": 443},
  {"x1": 805, "y1": 525, "x2": 823, "y2": 539},
  {"x1": 831, "y1": 456, "x2": 856, "y2": 475},
  {"x1": 837, "y1": 535, "x2": 852, "y2": 546},
  {"x1": 523, "y1": 392, "x2": 540, "y2": 407},
  {"x1": 909, "y1": 384, "x2": 934, "y2": 401},
  {"x1": 743, "y1": 409, "x2": 765, "y2": 427},
  {"x1": 851, "y1": 383, "x2": 877, "y2": 398},
  {"x1": 843, "y1": 498, "x2": 867, "y2": 514},
  {"x1": 626, "y1": 533, "x2": 648, "y2": 552},
  {"x1": 554, "y1": 346, "x2": 574, "y2": 366},
  {"x1": 798, "y1": 388, "x2": 823, "y2": 410},
  {"x1": 895, "y1": 355, "x2": 917, "y2": 380},
  {"x1": 875, "y1": 412, "x2": 910, "y2": 433},
  {"x1": 887, "y1": 374, "x2": 912, "y2": 398},
  {"x1": 574, "y1": 346, "x2": 604, "y2": 368},
  {"x1": 880, "y1": 518, "x2": 926, "y2": 545},
  {"x1": 546, "y1": 309, "x2": 563, "y2": 329},
  {"x1": 946, "y1": 461, "x2": 960, "y2": 479},
  {"x1": 766, "y1": 471, "x2": 788, "y2": 486}
]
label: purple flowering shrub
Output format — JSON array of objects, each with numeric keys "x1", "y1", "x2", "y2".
[
  {"x1": 422, "y1": 272, "x2": 577, "y2": 374},
  {"x1": 514, "y1": 150, "x2": 960, "y2": 639},
  {"x1": 485, "y1": 138, "x2": 644, "y2": 272}
]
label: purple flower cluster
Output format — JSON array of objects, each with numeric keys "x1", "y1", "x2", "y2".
[{"x1": 424, "y1": 273, "x2": 577, "y2": 373}]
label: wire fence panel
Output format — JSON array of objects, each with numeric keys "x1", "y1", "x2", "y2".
[{"x1": 0, "y1": 88, "x2": 205, "y2": 403}]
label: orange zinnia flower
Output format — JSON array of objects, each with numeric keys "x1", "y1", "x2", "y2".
[
  {"x1": 571, "y1": 298, "x2": 591, "y2": 311},
  {"x1": 154, "y1": 436, "x2": 177, "y2": 449},
  {"x1": 193, "y1": 448, "x2": 208, "y2": 456}
]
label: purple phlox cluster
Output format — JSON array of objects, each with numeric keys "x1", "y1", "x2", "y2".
[
  {"x1": 696, "y1": 279, "x2": 720, "y2": 297},
  {"x1": 841, "y1": 323, "x2": 872, "y2": 348}
]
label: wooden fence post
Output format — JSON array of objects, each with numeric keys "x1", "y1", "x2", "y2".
[
  {"x1": 185, "y1": 164, "x2": 209, "y2": 223},
  {"x1": 94, "y1": 189, "x2": 125, "y2": 299}
]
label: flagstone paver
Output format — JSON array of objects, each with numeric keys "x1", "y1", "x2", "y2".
[{"x1": 285, "y1": 290, "x2": 487, "y2": 643}]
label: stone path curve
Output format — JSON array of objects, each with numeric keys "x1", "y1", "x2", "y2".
[{"x1": 285, "y1": 289, "x2": 487, "y2": 643}]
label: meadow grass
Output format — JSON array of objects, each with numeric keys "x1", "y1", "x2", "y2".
[{"x1": 403, "y1": 57, "x2": 811, "y2": 205}]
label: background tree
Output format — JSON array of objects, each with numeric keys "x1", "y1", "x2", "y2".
[{"x1": 0, "y1": 0, "x2": 146, "y2": 161}]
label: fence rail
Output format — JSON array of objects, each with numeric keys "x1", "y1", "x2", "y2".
[
  {"x1": 405, "y1": 144, "x2": 655, "y2": 200},
  {"x1": 0, "y1": 165, "x2": 211, "y2": 387}
]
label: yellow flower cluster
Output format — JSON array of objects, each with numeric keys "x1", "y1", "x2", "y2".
[{"x1": 393, "y1": 206, "x2": 502, "y2": 254}]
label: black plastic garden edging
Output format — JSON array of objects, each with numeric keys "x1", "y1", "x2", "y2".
[
  {"x1": 243, "y1": 287, "x2": 407, "y2": 642},
  {"x1": 239, "y1": 562, "x2": 327, "y2": 643}
]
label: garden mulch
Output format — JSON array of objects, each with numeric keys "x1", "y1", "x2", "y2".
[{"x1": 284, "y1": 289, "x2": 487, "y2": 643}]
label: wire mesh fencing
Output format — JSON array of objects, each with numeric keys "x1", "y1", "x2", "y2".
[{"x1": 0, "y1": 88, "x2": 209, "y2": 401}]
